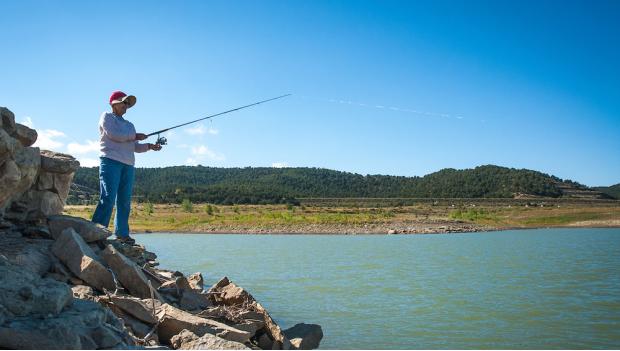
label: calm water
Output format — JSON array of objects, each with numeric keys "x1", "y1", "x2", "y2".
[{"x1": 135, "y1": 229, "x2": 620, "y2": 349}]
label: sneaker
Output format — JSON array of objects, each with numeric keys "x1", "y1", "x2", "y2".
[{"x1": 117, "y1": 236, "x2": 136, "y2": 245}]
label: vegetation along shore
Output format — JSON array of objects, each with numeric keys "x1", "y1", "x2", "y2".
[{"x1": 64, "y1": 198, "x2": 620, "y2": 235}]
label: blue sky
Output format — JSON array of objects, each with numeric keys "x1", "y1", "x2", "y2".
[{"x1": 1, "y1": 0, "x2": 618, "y2": 186}]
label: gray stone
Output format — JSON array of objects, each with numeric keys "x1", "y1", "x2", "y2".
[
  {"x1": 0, "y1": 129, "x2": 19, "y2": 158},
  {"x1": 102, "y1": 244, "x2": 162, "y2": 300},
  {"x1": 14, "y1": 123, "x2": 37, "y2": 147},
  {"x1": 40, "y1": 150, "x2": 80, "y2": 174},
  {"x1": 11, "y1": 240, "x2": 53, "y2": 276},
  {"x1": 0, "y1": 299, "x2": 131, "y2": 349},
  {"x1": 170, "y1": 329, "x2": 251, "y2": 350},
  {"x1": 156, "y1": 303, "x2": 251, "y2": 345},
  {"x1": 19, "y1": 189, "x2": 64, "y2": 220},
  {"x1": 208, "y1": 277, "x2": 291, "y2": 349},
  {"x1": 48, "y1": 214, "x2": 112, "y2": 242},
  {"x1": 71, "y1": 285, "x2": 95, "y2": 300},
  {"x1": 0, "y1": 158, "x2": 21, "y2": 211},
  {"x1": 51, "y1": 227, "x2": 116, "y2": 292},
  {"x1": 188, "y1": 272, "x2": 204, "y2": 290},
  {"x1": 0, "y1": 107, "x2": 16, "y2": 136},
  {"x1": 283, "y1": 323, "x2": 323, "y2": 350},
  {"x1": 105, "y1": 295, "x2": 161, "y2": 324},
  {"x1": 37, "y1": 171, "x2": 55, "y2": 190},
  {"x1": 0, "y1": 259, "x2": 72, "y2": 317},
  {"x1": 53, "y1": 171, "x2": 75, "y2": 201}
]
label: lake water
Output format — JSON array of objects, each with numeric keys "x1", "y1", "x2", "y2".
[{"x1": 134, "y1": 229, "x2": 620, "y2": 349}]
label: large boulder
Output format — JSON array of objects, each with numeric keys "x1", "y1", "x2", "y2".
[
  {"x1": 283, "y1": 323, "x2": 323, "y2": 350},
  {"x1": 208, "y1": 277, "x2": 291, "y2": 349},
  {"x1": 0, "y1": 107, "x2": 16, "y2": 136},
  {"x1": 51, "y1": 228, "x2": 116, "y2": 292},
  {"x1": 48, "y1": 215, "x2": 112, "y2": 242},
  {"x1": 0, "y1": 255, "x2": 72, "y2": 317},
  {"x1": 170, "y1": 329, "x2": 251, "y2": 350},
  {"x1": 101, "y1": 244, "x2": 162, "y2": 300},
  {"x1": 40, "y1": 150, "x2": 80, "y2": 174},
  {"x1": 99, "y1": 295, "x2": 162, "y2": 324},
  {"x1": 156, "y1": 303, "x2": 251, "y2": 345},
  {"x1": 14, "y1": 124, "x2": 37, "y2": 147},
  {"x1": 0, "y1": 299, "x2": 132, "y2": 349}
]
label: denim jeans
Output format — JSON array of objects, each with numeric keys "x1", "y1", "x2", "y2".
[{"x1": 91, "y1": 157, "x2": 135, "y2": 238}]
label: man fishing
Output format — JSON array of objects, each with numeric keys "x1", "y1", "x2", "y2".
[{"x1": 92, "y1": 91, "x2": 162, "y2": 244}]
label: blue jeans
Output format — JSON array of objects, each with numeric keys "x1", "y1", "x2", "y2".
[{"x1": 92, "y1": 157, "x2": 135, "y2": 238}]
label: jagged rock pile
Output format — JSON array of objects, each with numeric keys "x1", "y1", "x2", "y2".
[{"x1": 0, "y1": 106, "x2": 322, "y2": 349}]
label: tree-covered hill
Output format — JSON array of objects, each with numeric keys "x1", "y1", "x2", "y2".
[
  {"x1": 68, "y1": 164, "x2": 611, "y2": 205},
  {"x1": 595, "y1": 183, "x2": 620, "y2": 200}
]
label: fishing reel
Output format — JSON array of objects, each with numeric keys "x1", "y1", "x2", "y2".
[{"x1": 155, "y1": 134, "x2": 167, "y2": 146}]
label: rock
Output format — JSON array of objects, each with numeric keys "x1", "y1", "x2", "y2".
[
  {"x1": 51, "y1": 227, "x2": 116, "y2": 292},
  {"x1": 101, "y1": 295, "x2": 161, "y2": 324},
  {"x1": 258, "y1": 333, "x2": 274, "y2": 350},
  {"x1": 0, "y1": 299, "x2": 131, "y2": 349},
  {"x1": 14, "y1": 123, "x2": 37, "y2": 147},
  {"x1": 53, "y1": 171, "x2": 75, "y2": 202},
  {"x1": 36, "y1": 171, "x2": 54, "y2": 190},
  {"x1": 208, "y1": 277, "x2": 291, "y2": 349},
  {"x1": 48, "y1": 214, "x2": 112, "y2": 242},
  {"x1": 0, "y1": 158, "x2": 21, "y2": 211},
  {"x1": 11, "y1": 239, "x2": 53, "y2": 276},
  {"x1": 0, "y1": 107, "x2": 16, "y2": 135},
  {"x1": 12, "y1": 146, "x2": 41, "y2": 198},
  {"x1": 283, "y1": 323, "x2": 323, "y2": 350},
  {"x1": 22, "y1": 190, "x2": 64, "y2": 220},
  {"x1": 40, "y1": 150, "x2": 80, "y2": 174},
  {"x1": 188, "y1": 272, "x2": 204, "y2": 290},
  {"x1": 0, "y1": 259, "x2": 72, "y2": 317},
  {"x1": 0, "y1": 129, "x2": 19, "y2": 160},
  {"x1": 110, "y1": 241, "x2": 158, "y2": 268},
  {"x1": 156, "y1": 303, "x2": 251, "y2": 345},
  {"x1": 101, "y1": 244, "x2": 162, "y2": 300},
  {"x1": 170, "y1": 329, "x2": 251, "y2": 350},
  {"x1": 71, "y1": 285, "x2": 95, "y2": 300},
  {"x1": 233, "y1": 319, "x2": 265, "y2": 338}
]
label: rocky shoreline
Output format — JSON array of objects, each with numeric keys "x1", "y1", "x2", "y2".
[{"x1": 0, "y1": 107, "x2": 322, "y2": 349}]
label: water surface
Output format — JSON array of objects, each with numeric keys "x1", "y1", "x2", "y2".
[{"x1": 135, "y1": 229, "x2": 620, "y2": 349}]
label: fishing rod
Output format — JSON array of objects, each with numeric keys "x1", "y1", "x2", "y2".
[{"x1": 147, "y1": 93, "x2": 292, "y2": 145}]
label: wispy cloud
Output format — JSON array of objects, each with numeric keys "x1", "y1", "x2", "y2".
[
  {"x1": 191, "y1": 145, "x2": 225, "y2": 161},
  {"x1": 184, "y1": 123, "x2": 219, "y2": 135},
  {"x1": 20, "y1": 116, "x2": 67, "y2": 150},
  {"x1": 67, "y1": 140, "x2": 99, "y2": 154},
  {"x1": 272, "y1": 162, "x2": 288, "y2": 168}
]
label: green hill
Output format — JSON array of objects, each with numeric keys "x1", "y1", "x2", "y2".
[
  {"x1": 594, "y1": 183, "x2": 620, "y2": 200},
  {"x1": 68, "y1": 164, "x2": 612, "y2": 205}
]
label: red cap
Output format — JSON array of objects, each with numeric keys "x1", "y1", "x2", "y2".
[{"x1": 109, "y1": 91, "x2": 136, "y2": 108}]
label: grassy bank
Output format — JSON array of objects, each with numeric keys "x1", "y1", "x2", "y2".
[{"x1": 62, "y1": 199, "x2": 620, "y2": 234}]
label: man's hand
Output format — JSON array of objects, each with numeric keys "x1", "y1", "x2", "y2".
[
  {"x1": 135, "y1": 133, "x2": 147, "y2": 141},
  {"x1": 149, "y1": 143, "x2": 162, "y2": 151}
]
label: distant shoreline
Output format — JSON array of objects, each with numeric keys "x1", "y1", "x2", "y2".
[{"x1": 62, "y1": 202, "x2": 620, "y2": 235}]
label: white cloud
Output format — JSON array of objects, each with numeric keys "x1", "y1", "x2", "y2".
[
  {"x1": 20, "y1": 116, "x2": 34, "y2": 128},
  {"x1": 67, "y1": 140, "x2": 99, "y2": 154},
  {"x1": 185, "y1": 157, "x2": 198, "y2": 166},
  {"x1": 185, "y1": 124, "x2": 206, "y2": 135},
  {"x1": 19, "y1": 116, "x2": 66, "y2": 150},
  {"x1": 190, "y1": 145, "x2": 225, "y2": 161},
  {"x1": 77, "y1": 157, "x2": 99, "y2": 167},
  {"x1": 272, "y1": 162, "x2": 288, "y2": 168},
  {"x1": 184, "y1": 123, "x2": 219, "y2": 136},
  {"x1": 34, "y1": 129, "x2": 66, "y2": 150}
]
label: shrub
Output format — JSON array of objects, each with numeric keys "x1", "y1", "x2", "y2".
[{"x1": 182, "y1": 199, "x2": 193, "y2": 213}]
